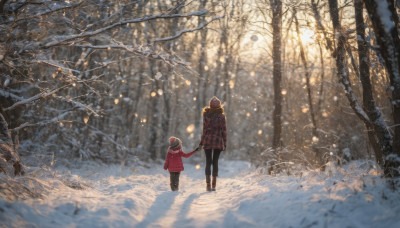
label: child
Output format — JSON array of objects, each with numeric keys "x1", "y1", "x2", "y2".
[{"x1": 164, "y1": 136, "x2": 198, "y2": 191}]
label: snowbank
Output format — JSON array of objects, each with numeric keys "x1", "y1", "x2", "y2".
[{"x1": 1, "y1": 159, "x2": 400, "y2": 227}]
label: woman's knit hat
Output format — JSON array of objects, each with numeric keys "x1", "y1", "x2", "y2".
[
  {"x1": 209, "y1": 96, "x2": 221, "y2": 108},
  {"x1": 169, "y1": 136, "x2": 182, "y2": 149}
]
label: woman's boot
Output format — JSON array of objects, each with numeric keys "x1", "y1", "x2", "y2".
[
  {"x1": 206, "y1": 175, "x2": 212, "y2": 191},
  {"x1": 212, "y1": 176, "x2": 217, "y2": 191}
]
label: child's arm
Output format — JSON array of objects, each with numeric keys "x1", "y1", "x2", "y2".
[
  {"x1": 181, "y1": 150, "x2": 196, "y2": 158},
  {"x1": 163, "y1": 153, "x2": 170, "y2": 170}
]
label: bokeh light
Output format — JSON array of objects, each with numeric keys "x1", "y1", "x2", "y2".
[{"x1": 186, "y1": 124, "x2": 195, "y2": 133}]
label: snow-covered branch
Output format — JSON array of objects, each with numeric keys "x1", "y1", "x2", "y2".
[
  {"x1": 3, "y1": 92, "x2": 44, "y2": 112},
  {"x1": 0, "y1": 88, "x2": 24, "y2": 101},
  {"x1": 8, "y1": 111, "x2": 73, "y2": 133},
  {"x1": 3, "y1": 84, "x2": 69, "y2": 112},
  {"x1": 338, "y1": 48, "x2": 370, "y2": 123},
  {"x1": 153, "y1": 16, "x2": 224, "y2": 43},
  {"x1": 54, "y1": 95, "x2": 100, "y2": 117},
  {"x1": 44, "y1": 10, "x2": 209, "y2": 48},
  {"x1": 74, "y1": 43, "x2": 192, "y2": 67},
  {"x1": 36, "y1": 60, "x2": 81, "y2": 75},
  {"x1": 1, "y1": 1, "x2": 84, "y2": 25},
  {"x1": 0, "y1": 113, "x2": 10, "y2": 140}
]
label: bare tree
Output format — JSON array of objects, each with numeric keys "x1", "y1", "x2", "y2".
[
  {"x1": 195, "y1": 0, "x2": 209, "y2": 141},
  {"x1": 293, "y1": 8, "x2": 323, "y2": 166},
  {"x1": 0, "y1": 0, "x2": 222, "y2": 163},
  {"x1": 328, "y1": 0, "x2": 400, "y2": 176},
  {"x1": 363, "y1": 0, "x2": 400, "y2": 176},
  {"x1": 354, "y1": 0, "x2": 384, "y2": 165},
  {"x1": 293, "y1": 8, "x2": 318, "y2": 137},
  {"x1": 271, "y1": 0, "x2": 283, "y2": 150}
]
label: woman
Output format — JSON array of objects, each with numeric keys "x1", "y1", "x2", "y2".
[{"x1": 198, "y1": 96, "x2": 227, "y2": 191}]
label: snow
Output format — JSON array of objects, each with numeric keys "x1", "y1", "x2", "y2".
[
  {"x1": 3, "y1": 78, "x2": 10, "y2": 87},
  {"x1": 375, "y1": 0, "x2": 394, "y2": 33},
  {"x1": 1, "y1": 159, "x2": 400, "y2": 228}
]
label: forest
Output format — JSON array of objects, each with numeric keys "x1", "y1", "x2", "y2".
[{"x1": 1, "y1": 0, "x2": 400, "y2": 227}]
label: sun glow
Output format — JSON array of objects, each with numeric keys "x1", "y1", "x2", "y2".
[{"x1": 299, "y1": 28, "x2": 315, "y2": 44}]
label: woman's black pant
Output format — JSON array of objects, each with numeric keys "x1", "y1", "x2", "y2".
[{"x1": 205, "y1": 149, "x2": 221, "y2": 177}]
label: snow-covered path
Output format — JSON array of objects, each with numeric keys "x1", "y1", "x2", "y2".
[{"x1": 1, "y1": 159, "x2": 400, "y2": 228}]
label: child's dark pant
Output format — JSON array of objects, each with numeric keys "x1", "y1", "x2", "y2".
[
  {"x1": 205, "y1": 149, "x2": 221, "y2": 177},
  {"x1": 169, "y1": 172, "x2": 180, "y2": 191}
]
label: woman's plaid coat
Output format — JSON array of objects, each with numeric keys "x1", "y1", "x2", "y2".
[{"x1": 200, "y1": 108, "x2": 227, "y2": 150}]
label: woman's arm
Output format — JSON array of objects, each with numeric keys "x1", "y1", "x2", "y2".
[
  {"x1": 200, "y1": 116, "x2": 207, "y2": 146},
  {"x1": 221, "y1": 115, "x2": 227, "y2": 149}
]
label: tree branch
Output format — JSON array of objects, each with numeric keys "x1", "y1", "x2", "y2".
[
  {"x1": 8, "y1": 111, "x2": 73, "y2": 132},
  {"x1": 0, "y1": 88, "x2": 24, "y2": 102},
  {"x1": 74, "y1": 43, "x2": 192, "y2": 67},
  {"x1": 3, "y1": 84, "x2": 69, "y2": 112},
  {"x1": 54, "y1": 95, "x2": 100, "y2": 117},
  {"x1": 0, "y1": 0, "x2": 8, "y2": 15},
  {"x1": 153, "y1": 16, "x2": 224, "y2": 43},
  {"x1": 2, "y1": 1, "x2": 84, "y2": 25},
  {"x1": 43, "y1": 10, "x2": 209, "y2": 48}
]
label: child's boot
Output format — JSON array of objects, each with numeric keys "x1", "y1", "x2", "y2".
[
  {"x1": 170, "y1": 184, "x2": 175, "y2": 191},
  {"x1": 206, "y1": 175, "x2": 212, "y2": 191},
  {"x1": 212, "y1": 176, "x2": 217, "y2": 191}
]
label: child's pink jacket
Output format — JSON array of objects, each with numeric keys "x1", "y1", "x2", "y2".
[{"x1": 164, "y1": 148, "x2": 195, "y2": 172}]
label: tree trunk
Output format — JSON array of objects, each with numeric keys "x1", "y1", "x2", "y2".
[
  {"x1": 271, "y1": 0, "x2": 283, "y2": 150},
  {"x1": 214, "y1": 28, "x2": 225, "y2": 97},
  {"x1": 0, "y1": 0, "x2": 8, "y2": 16},
  {"x1": 328, "y1": 0, "x2": 372, "y2": 149},
  {"x1": 293, "y1": 9, "x2": 323, "y2": 166},
  {"x1": 311, "y1": 0, "x2": 334, "y2": 52},
  {"x1": 131, "y1": 1, "x2": 148, "y2": 150},
  {"x1": 354, "y1": 0, "x2": 386, "y2": 166},
  {"x1": 148, "y1": 62, "x2": 160, "y2": 160},
  {"x1": 329, "y1": 0, "x2": 398, "y2": 176},
  {"x1": 0, "y1": 113, "x2": 24, "y2": 176},
  {"x1": 363, "y1": 0, "x2": 400, "y2": 176},
  {"x1": 195, "y1": 0, "x2": 208, "y2": 142},
  {"x1": 317, "y1": 41, "x2": 325, "y2": 111},
  {"x1": 293, "y1": 9, "x2": 318, "y2": 137},
  {"x1": 160, "y1": 6, "x2": 181, "y2": 159}
]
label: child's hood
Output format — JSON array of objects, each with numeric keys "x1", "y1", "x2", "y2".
[{"x1": 168, "y1": 147, "x2": 181, "y2": 154}]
